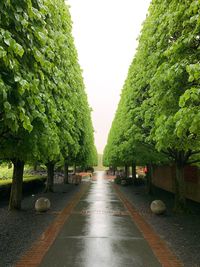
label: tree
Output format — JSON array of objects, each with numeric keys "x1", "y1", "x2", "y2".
[
  {"x1": 104, "y1": 0, "x2": 200, "y2": 212},
  {"x1": 0, "y1": 0, "x2": 97, "y2": 208},
  {"x1": 141, "y1": 0, "x2": 200, "y2": 211},
  {"x1": 0, "y1": 0, "x2": 53, "y2": 209}
]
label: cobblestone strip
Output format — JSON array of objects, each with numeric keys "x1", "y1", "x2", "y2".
[
  {"x1": 113, "y1": 184, "x2": 184, "y2": 267},
  {"x1": 15, "y1": 183, "x2": 89, "y2": 267}
]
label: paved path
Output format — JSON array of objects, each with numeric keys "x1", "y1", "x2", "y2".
[{"x1": 39, "y1": 171, "x2": 161, "y2": 267}]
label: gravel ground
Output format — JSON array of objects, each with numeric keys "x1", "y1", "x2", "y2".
[
  {"x1": 0, "y1": 178, "x2": 88, "y2": 267},
  {"x1": 117, "y1": 183, "x2": 200, "y2": 267}
]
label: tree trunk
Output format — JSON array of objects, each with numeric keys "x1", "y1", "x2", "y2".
[
  {"x1": 45, "y1": 161, "x2": 55, "y2": 192},
  {"x1": 174, "y1": 161, "x2": 186, "y2": 213},
  {"x1": 125, "y1": 165, "x2": 129, "y2": 178},
  {"x1": 73, "y1": 164, "x2": 76, "y2": 174},
  {"x1": 9, "y1": 159, "x2": 25, "y2": 210},
  {"x1": 132, "y1": 162, "x2": 136, "y2": 184},
  {"x1": 64, "y1": 160, "x2": 69, "y2": 184},
  {"x1": 33, "y1": 162, "x2": 38, "y2": 171},
  {"x1": 146, "y1": 163, "x2": 154, "y2": 195}
]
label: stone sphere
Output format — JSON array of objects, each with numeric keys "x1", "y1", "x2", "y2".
[
  {"x1": 150, "y1": 200, "x2": 166, "y2": 215},
  {"x1": 35, "y1": 197, "x2": 51, "y2": 212}
]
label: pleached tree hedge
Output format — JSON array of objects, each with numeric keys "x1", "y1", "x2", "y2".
[
  {"x1": 0, "y1": 0, "x2": 96, "y2": 209},
  {"x1": 103, "y1": 0, "x2": 200, "y2": 212}
]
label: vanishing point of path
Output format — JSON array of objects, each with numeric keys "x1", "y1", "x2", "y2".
[{"x1": 16, "y1": 171, "x2": 183, "y2": 267}]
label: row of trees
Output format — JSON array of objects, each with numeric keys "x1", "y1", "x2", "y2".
[
  {"x1": 0, "y1": 0, "x2": 97, "y2": 210},
  {"x1": 103, "y1": 0, "x2": 200, "y2": 212}
]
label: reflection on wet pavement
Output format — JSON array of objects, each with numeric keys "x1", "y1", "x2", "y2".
[{"x1": 40, "y1": 171, "x2": 161, "y2": 267}]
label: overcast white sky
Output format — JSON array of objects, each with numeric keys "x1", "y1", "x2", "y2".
[{"x1": 67, "y1": 0, "x2": 151, "y2": 153}]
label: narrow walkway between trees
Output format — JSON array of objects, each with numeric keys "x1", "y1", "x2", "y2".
[
  {"x1": 16, "y1": 171, "x2": 183, "y2": 267},
  {"x1": 39, "y1": 171, "x2": 161, "y2": 267}
]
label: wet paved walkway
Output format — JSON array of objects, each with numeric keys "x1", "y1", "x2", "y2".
[{"x1": 39, "y1": 171, "x2": 161, "y2": 267}]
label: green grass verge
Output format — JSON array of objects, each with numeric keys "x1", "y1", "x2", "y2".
[
  {"x1": 0, "y1": 164, "x2": 46, "y2": 186},
  {"x1": 0, "y1": 175, "x2": 46, "y2": 186}
]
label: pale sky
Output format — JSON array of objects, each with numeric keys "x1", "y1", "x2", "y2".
[{"x1": 67, "y1": 0, "x2": 151, "y2": 154}]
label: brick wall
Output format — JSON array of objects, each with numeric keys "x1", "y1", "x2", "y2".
[{"x1": 152, "y1": 165, "x2": 200, "y2": 203}]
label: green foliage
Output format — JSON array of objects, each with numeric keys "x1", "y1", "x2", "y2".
[
  {"x1": 0, "y1": 0, "x2": 97, "y2": 167},
  {"x1": 104, "y1": 0, "x2": 200, "y2": 169}
]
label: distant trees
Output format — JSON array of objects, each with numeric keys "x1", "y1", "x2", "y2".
[
  {"x1": 0, "y1": 0, "x2": 97, "y2": 209},
  {"x1": 103, "y1": 0, "x2": 200, "y2": 212}
]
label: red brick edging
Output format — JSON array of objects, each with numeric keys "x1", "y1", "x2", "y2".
[
  {"x1": 113, "y1": 184, "x2": 184, "y2": 267},
  {"x1": 15, "y1": 184, "x2": 89, "y2": 267}
]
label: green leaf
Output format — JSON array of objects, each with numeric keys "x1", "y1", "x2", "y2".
[
  {"x1": 23, "y1": 116, "x2": 33, "y2": 132},
  {"x1": 12, "y1": 43, "x2": 24, "y2": 57},
  {"x1": 4, "y1": 101, "x2": 11, "y2": 111},
  {"x1": 0, "y1": 46, "x2": 7, "y2": 58}
]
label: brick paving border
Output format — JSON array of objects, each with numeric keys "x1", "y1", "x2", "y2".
[
  {"x1": 113, "y1": 184, "x2": 184, "y2": 267},
  {"x1": 15, "y1": 183, "x2": 89, "y2": 267}
]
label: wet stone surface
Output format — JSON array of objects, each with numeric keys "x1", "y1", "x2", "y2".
[{"x1": 40, "y1": 172, "x2": 161, "y2": 267}]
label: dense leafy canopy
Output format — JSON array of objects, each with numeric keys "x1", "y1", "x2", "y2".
[
  {"x1": 103, "y1": 0, "x2": 200, "y2": 211},
  {"x1": 0, "y1": 0, "x2": 97, "y2": 210},
  {"x1": 0, "y1": 0, "x2": 97, "y2": 167}
]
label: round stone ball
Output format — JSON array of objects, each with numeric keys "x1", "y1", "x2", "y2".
[
  {"x1": 35, "y1": 197, "x2": 51, "y2": 212},
  {"x1": 150, "y1": 200, "x2": 166, "y2": 215}
]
